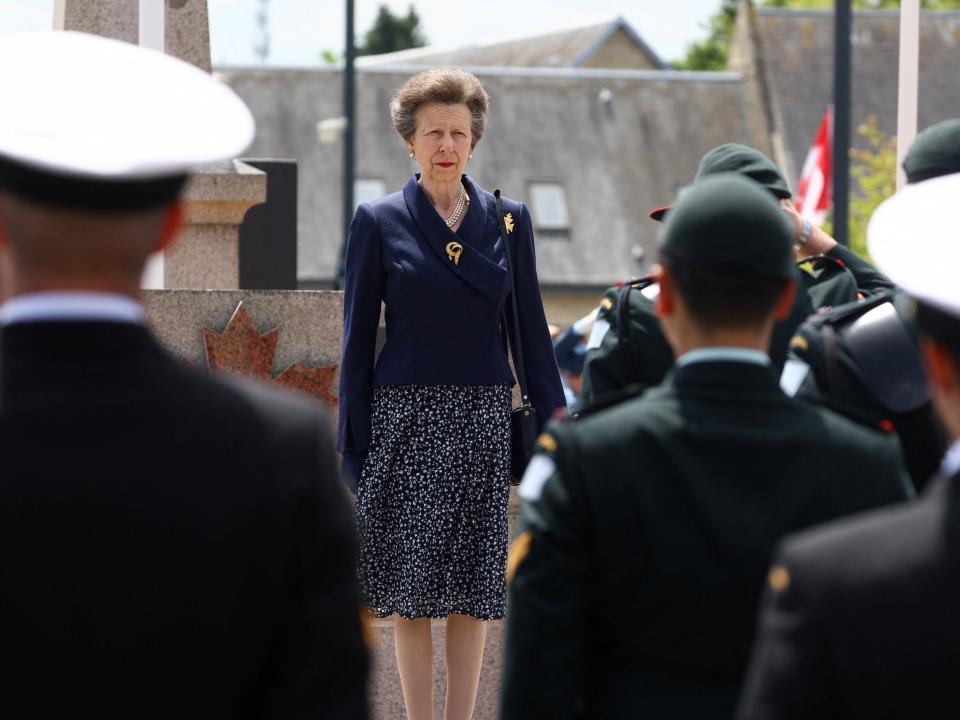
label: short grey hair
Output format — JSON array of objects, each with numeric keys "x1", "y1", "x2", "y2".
[{"x1": 390, "y1": 68, "x2": 489, "y2": 149}]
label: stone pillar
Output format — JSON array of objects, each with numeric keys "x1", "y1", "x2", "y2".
[
  {"x1": 55, "y1": 0, "x2": 210, "y2": 73},
  {"x1": 55, "y1": 0, "x2": 266, "y2": 291},
  {"x1": 53, "y1": 0, "x2": 138, "y2": 42},
  {"x1": 165, "y1": 160, "x2": 267, "y2": 289},
  {"x1": 166, "y1": 0, "x2": 211, "y2": 73}
]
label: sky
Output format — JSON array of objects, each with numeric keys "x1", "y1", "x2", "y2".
[{"x1": 1, "y1": 0, "x2": 722, "y2": 67}]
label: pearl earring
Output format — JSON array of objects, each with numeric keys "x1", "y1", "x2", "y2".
[{"x1": 409, "y1": 151, "x2": 414, "y2": 158}]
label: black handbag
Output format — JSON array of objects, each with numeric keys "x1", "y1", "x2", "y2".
[{"x1": 495, "y1": 189, "x2": 539, "y2": 484}]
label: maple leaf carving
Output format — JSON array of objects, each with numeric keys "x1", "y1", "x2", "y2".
[
  {"x1": 203, "y1": 303, "x2": 277, "y2": 381},
  {"x1": 202, "y1": 301, "x2": 339, "y2": 408},
  {"x1": 275, "y1": 362, "x2": 339, "y2": 408}
]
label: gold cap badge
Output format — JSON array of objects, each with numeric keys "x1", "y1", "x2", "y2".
[{"x1": 446, "y1": 241, "x2": 463, "y2": 265}]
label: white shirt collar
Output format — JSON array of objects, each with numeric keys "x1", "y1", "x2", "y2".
[
  {"x1": 939, "y1": 440, "x2": 960, "y2": 479},
  {"x1": 676, "y1": 347, "x2": 771, "y2": 368},
  {"x1": 0, "y1": 292, "x2": 145, "y2": 326}
]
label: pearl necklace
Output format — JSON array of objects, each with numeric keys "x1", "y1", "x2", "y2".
[{"x1": 445, "y1": 185, "x2": 468, "y2": 228}]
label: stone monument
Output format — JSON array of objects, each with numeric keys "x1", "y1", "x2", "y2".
[{"x1": 54, "y1": 0, "x2": 264, "y2": 290}]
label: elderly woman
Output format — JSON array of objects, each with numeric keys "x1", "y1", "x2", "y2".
[{"x1": 338, "y1": 68, "x2": 564, "y2": 719}]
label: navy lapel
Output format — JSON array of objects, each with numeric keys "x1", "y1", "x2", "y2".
[{"x1": 402, "y1": 174, "x2": 509, "y2": 305}]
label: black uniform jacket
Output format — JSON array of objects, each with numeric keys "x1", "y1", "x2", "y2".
[
  {"x1": 502, "y1": 358, "x2": 912, "y2": 720},
  {"x1": 738, "y1": 469, "x2": 960, "y2": 720},
  {"x1": 0, "y1": 321, "x2": 368, "y2": 719}
]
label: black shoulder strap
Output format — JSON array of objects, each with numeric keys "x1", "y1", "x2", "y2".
[
  {"x1": 616, "y1": 277, "x2": 657, "y2": 381},
  {"x1": 495, "y1": 190, "x2": 530, "y2": 408}
]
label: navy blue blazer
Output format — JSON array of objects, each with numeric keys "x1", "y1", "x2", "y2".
[{"x1": 338, "y1": 174, "x2": 566, "y2": 489}]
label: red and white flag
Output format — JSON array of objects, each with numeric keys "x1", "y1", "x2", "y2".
[{"x1": 796, "y1": 109, "x2": 832, "y2": 225}]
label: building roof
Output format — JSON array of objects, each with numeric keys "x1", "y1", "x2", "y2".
[
  {"x1": 221, "y1": 65, "x2": 752, "y2": 286},
  {"x1": 357, "y1": 17, "x2": 667, "y2": 70},
  {"x1": 741, "y1": 5, "x2": 960, "y2": 184}
]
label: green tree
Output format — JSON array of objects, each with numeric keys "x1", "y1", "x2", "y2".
[
  {"x1": 673, "y1": 0, "x2": 738, "y2": 71},
  {"x1": 674, "y1": 0, "x2": 960, "y2": 70},
  {"x1": 846, "y1": 116, "x2": 897, "y2": 260},
  {"x1": 356, "y1": 4, "x2": 426, "y2": 57}
]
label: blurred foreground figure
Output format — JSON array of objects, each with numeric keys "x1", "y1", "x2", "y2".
[
  {"x1": 501, "y1": 175, "x2": 910, "y2": 720},
  {"x1": 0, "y1": 32, "x2": 367, "y2": 718},
  {"x1": 738, "y1": 170, "x2": 960, "y2": 719}
]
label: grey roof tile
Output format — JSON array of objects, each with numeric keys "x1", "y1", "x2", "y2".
[
  {"x1": 357, "y1": 18, "x2": 665, "y2": 70},
  {"x1": 752, "y1": 7, "x2": 960, "y2": 185},
  {"x1": 222, "y1": 66, "x2": 753, "y2": 285}
]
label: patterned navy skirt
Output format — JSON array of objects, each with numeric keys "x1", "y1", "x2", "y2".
[{"x1": 356, "y1": 383, "x2": 512, "y2": 620}]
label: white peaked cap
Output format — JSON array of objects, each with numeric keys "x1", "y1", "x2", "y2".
[
  {"x1": 868, "y1": 172, "x2": 960, "y2": 317},
  {"x1": 0, "y1": 31, "x2": 254, "y2": 180}
]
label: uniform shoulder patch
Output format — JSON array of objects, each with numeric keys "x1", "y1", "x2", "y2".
[
  {"x1": 780, "y1": 358, "x2": 811, "y2": 397},
  {"x1": 789, "y1": 335, "x2": 810, "y2": 353},
  {"x1": 536, "y1": 432, "x2": 558, "y2": 453},
  {"x1": 518, "y1": 455, "x2": 557, "y2": 501},
  {"x1": 586, "y1": 318, "x2": 610, "y2": 350},
  {"x1": 768, "y1": 564, "x2": 791, "y2": 592}
]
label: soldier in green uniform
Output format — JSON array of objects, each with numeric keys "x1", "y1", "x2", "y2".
[
  {"x1": 580, "y1": 143, "x2": 891, "y2": 412},
  {"x1": 784, "y1": 120, "x2": 960, "y2": 490},
  {"x1": 501, "y1": 174, "x2": 912, "y2": 720}
]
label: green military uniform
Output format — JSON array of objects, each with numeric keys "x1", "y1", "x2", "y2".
[
  {"x1": 581, "y1": 144, "x2": 892, "y2": 412},
  {"x1": 778, "y1": 121, "x2": 960, "y2": 492},
  {"x1": 501, "y1": 175, "x2": 913, "y2": 720},
  {"x1": 787, "y1": 290, "x2": 946, "y2": 490},
  {"x1": 578, "y1": 278, "x2": 673, "y2": 410}
]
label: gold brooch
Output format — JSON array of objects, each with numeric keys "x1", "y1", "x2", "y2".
[
  {"x1": 504, "y1": 213, "x2": 515, "y2": 234},
  {"x1": 446, "y1": 241, "x2": 463, "y2": 265}
]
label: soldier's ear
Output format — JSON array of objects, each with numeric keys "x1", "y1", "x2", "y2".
[
  {"x1": 772, "y1": 279, "x2": 797, "y2": 321},
  {"x1": 921, "y1": 338, "x2": 959, "y2": 393},
  {"x1": 653, "y1": 264, "x2": 674, "y2": 317},
  {"x1": 0, "y1": 194, "x2": 8, "y2": 249},
  {"x1": 151, "y1": 200, "x2": 186, "y2": 254}
]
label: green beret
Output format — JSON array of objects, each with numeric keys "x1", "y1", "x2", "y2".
[
  {"x1": 660, "y1": 173, "x2": 795, "y2": 279},
  {"x1": 695, "y1": 143, "x2": 792, "y2": 200},
  {"x1": 903, "y1": 119, "x2": 960, "y2": 184}
]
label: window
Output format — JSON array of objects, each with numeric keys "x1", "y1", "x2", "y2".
[
  {"x1": 354, "y1": 178, "x2": 386, "y2": 208},
  {"x1": 529, "y1": 182, "x2": 570, "y2": 232}
]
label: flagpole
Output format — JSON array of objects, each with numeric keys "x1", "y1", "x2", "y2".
[
  {"x1": 897, "y1": 0, "x2": 920, "y2": 190},
  {"x1": 833, "y1": 0, "x2": 851, "y2": 246},
  {"x1": 140, "y1": 0, "x2": 165, "y2": 289}
]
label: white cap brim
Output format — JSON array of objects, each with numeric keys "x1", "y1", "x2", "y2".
[
  {"x1": 0, "y1": 31, "x2": 254, "y2": 180},
  {"x1": 868, "y1": 172, "x2": 960, "y2": 317}
]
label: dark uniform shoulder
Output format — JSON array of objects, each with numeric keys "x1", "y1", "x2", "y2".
[
  {"x1": 808, "y1": 399, "x2": 899, "y2": 452},
  {"x1": 554, "y1": 384, "x2": 668, "y2": 455},
  {"x1": 580, "y1": 277, "x2": 673, "y2": 412},
  {"x1": 777, "y1": 486, "x2": 944, "y2": 597}
]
